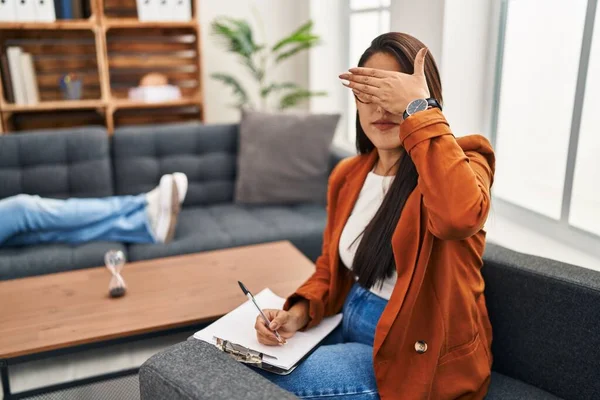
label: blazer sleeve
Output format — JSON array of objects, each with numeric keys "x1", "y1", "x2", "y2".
[
  {"x1": 400, "y1": 108, "x2": 495, "y2": 240},
  {"x1": 282, "y1": 167, "x2": 342, "y2": 329}
]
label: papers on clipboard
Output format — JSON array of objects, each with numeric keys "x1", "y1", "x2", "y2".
[{"x1": 193, "y1": 288, "x2": 342, "y2": 374}]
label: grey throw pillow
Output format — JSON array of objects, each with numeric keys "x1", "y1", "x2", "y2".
[{"x1": 235, "y1": 109, "x2": 340, "y2": 205}]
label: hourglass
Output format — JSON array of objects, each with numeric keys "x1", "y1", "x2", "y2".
[{"x1": 105, "y1": 250, "x2": 127, "y2": 298}]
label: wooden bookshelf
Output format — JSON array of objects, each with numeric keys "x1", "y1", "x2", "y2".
[{"x1": 0, "y1": 0, "x2": 203, "y2": 134}]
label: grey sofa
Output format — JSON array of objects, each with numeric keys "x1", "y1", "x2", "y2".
[
  {"x1": 0, "y1": 123, "x2": 347, "y2": 280},
  {"x1": 139, "y1": 243, "x2": 600, "y2": 400}
]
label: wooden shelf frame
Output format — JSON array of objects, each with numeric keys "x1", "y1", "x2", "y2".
[
  {"x1": 0, "y1": 0, "x2": 202, "y2": 134},
  {"x1": 0, "y1": 20, "x2": 96, "y2": 31}
]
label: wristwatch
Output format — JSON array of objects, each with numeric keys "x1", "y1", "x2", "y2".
[{"x1": 403, "y1": 98, "x2": 441, "y2": 120}]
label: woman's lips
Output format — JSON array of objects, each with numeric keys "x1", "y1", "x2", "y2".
[{"x1": 372, "y1": 122, "x2": 399, "y2": 131}]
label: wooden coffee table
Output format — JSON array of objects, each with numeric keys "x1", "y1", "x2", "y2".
[{"x1": 0, "y1": 241, "x2": 315, "y2": 399}]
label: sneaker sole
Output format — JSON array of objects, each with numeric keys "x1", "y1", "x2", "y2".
[{"x1": 164, "y1": 183, "x2": 180, "y2": 243}]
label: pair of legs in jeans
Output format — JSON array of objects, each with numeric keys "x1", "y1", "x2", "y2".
[
  {"x1": 254, "y1": 283, "x2": 387, "y2": 400},
  {"x1": 0, "y1": 174, "x2": 187, "y2": 247}
]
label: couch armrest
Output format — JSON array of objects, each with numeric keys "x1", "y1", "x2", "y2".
[
  {"x1": 483, "y1": 243, "x2": 600, "y2": 400},
  {"x1": 328, "y1": 145, "x2": 354, "y2": 176},
  {"x1": 139, "y1": 339, "x2": 298, "y2": 400}
]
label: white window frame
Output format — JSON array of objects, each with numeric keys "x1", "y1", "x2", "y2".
[{"x1": 490, "y1": 0, "x2": 600, "y2": 259}]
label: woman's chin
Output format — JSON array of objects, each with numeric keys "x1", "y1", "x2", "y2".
[{"x1": 367, "y1": 133, "x2": 402, "y2": 151}]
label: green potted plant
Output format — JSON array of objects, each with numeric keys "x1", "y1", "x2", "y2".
[{"x1": 211, "y1": 17, "x2": 326, "y2": 110}]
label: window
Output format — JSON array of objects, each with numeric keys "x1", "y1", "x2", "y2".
[
  {"x1": 347, "y1": 0, "x2": 391, "y2": 142},
  {"x1": 570, "y1": 2, "x2": 600, "y2": 236},
  {"x1": 491, "y1": 0, "x2": 600, "y2": 247},
  {"x1": 493, "y1": 0, "x2": 587, "y2": 219}
]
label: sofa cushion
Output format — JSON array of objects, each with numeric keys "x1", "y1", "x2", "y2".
[
  {"x1": 235, "y1": 109, "x2": 339, "y2": 205},
  {"x1": 486, "y1": 372, "x2": 561, "y2": 400},
  {"x1": 127, "y1": 204, "x2": 326, "y2": 262},
  {"x1": 0, "y1": 126, "x2": 113, "y2": 200},
  {"x1": 0, "y1": 242, "x2": 126, "y2": 280},
  {"x1": 112, "y1": 122, "x2": 238, "y2": 207},
  {"x1": 483, "y1": 243, "x2": 600, "y2": 400}
]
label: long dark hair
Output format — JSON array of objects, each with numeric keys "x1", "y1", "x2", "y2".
[{"x1": 352, "y1": 32, "x2": 443, "y2": 290}]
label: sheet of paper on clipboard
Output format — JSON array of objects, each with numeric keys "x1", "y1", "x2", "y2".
[{"x1": 193, "y1": 288, "x2": 342, "y2": 374}]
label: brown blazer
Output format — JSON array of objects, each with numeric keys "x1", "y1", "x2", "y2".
[{"x1": 284, "y1": 108, "x2": 495, "y2": 399}]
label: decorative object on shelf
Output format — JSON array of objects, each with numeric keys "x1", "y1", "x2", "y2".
[
  {"x1": 59, "y1": 73, "x2": 82, "y2": 100},
  {"x1": 211, "y1": 16, "x2": 326, "y2": 110},
  {"x1": 105, "y1": 249, "x2": 127, "y2": 298},
  {"x1": 128, "y1": 72, "x2": 182, "y2": 103}
]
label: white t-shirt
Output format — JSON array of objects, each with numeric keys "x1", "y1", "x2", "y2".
[{"x1": 338, "y1": 171, "x2": 397, "y2": 300}]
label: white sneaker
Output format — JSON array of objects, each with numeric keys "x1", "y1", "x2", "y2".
[
  {"x1": 153, "y1": 175, "x2": 180, "y2": 243},
  {"x1": 172, "y1": 173, "x2": 188, "y2": 204}
]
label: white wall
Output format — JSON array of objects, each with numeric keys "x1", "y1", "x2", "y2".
[
  {"x1": 308, "y1": 0, "x2": 350, "y2": 149},
  {"x1": 439, "y1": 0, "x2": 493, "y2": 137},
  {"x1": 390, "y1": 0, "x2": 445, "y2": 63},
  {"x1": 390, "y1": 0, "x2": 493, "y2": 137},
  {"x1": 199, "y1": 0, "x2": 310, "y2": 123}
]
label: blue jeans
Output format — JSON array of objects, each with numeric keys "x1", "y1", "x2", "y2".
[
  {"x1": 0, "y1": 194, "x2": 155, "y2": 247},
  {"x1": 254, "y1": 283, "x2": 387, "y2": 399}
]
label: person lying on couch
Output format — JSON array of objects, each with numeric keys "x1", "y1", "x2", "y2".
[{"x1": 0, "y1": 173, "x2": 187, "y2": 247}]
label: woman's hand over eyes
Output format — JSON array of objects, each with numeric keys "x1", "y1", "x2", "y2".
[{"x1": 339, "y1": 47, "x2": 430, "y2": 116}]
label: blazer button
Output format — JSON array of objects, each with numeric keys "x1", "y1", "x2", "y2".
[{"x1": 415, "y1": 341, "x2": 428, "y2": 354}]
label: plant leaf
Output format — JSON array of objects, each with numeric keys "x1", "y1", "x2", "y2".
[
  {"x1": 272, "y1": 21, "x2": 314, "y2": 52},
  {"x1": 211, "y1": 17, "x2": 265, "y2": 80},
  {"x1": 211, "y1": 17, "x2": 260, "y2": 57},
  {"x1": 274, "y1": 41, "x2": 318, "y2": 64},
  {"x1": 279, "y1": 90, "x2": 327, "y2": 110},
  {"x1": 260, "y1": 82, "x2": 299, "y2": 98},
  {"x1": 211, "y1": 73, "x2": 249, "y2": 108}
]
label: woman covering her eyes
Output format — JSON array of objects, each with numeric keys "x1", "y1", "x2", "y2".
[{"x1": 251, "y1": 32, "x2": 495, "y2": 400}]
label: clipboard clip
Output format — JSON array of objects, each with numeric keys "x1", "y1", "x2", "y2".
[{"x1": 214, "y1": 337, "x2": 278, "y2": 365}]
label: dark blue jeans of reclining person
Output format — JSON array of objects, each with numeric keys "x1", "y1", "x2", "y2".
[{"x1": 252, "y1": 283, "x2": 387, "y2": 400}]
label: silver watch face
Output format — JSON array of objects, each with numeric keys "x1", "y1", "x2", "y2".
[{"x1": 407, "y1": 98, "x2": 428, "y2": 115}]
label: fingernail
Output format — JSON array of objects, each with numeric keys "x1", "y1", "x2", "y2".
[
  {"x1": 340, "y1": 80, "x2": 349, "y2": 86},
  {"x1": 269, "y1": 322, "x2": 277, "y2": 330}
]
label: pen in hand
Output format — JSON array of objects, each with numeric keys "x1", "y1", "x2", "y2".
[{"x1": 238, "y1": 281, "x2": 285, "y2": 344}]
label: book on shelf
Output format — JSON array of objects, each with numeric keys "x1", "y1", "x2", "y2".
[
  {"x1": 0, "y1": 0, "x2": 17, "y2": 22},
  {"x1": 6, "y1": 47, "x2": 26, "y2": 105},
  {"x1": 21, "y1": 52, "x2": 39, "y2": 104},
  {"x1": 53, "y1": 0, "x2": 87, "y2": 20},
  {"x1": 55, "y1": 0, "x2": 72, "y2": 19},
  {"x1": 136, "y1": 0, "x2": 192, "y2": 22},
  {"x1": 0, "y1": 0, "x2": 69, "y2": 22},
  {"x1": 0, "y1": 54, "x2": 15, "y2": 103},
  {"x1": 15, "y1": 0, "x2": 37, "y2": 22},
  {"x1": 71, "y1": 0, "x2": 83, "y2": 19},
  {"x1": 4, "y1": 47, "x2": 39, "y2": 105},
  {"x1": 36, "y1": 0, "x2": 57, "y2": 22},
  {"x1": 171, "y1": 0, "x2": 192, "y2": 21}
]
